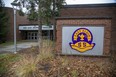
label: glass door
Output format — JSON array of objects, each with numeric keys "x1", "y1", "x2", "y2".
[{"x1": 27, "y1": 32, "x2": 38, "y2": 40}]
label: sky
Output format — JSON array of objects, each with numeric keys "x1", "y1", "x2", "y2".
[{"x1": 4, "y1": 0, "x2": 116, "y2": 8}]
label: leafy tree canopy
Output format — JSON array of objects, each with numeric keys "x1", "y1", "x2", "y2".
[
  {"x1": 12, "y1": 0, "x2": 66, "y2": 46},
  {"x1": 0, "y1": 0, "x2": 9, "y2": 43},
  {"x1": 0, "y1": 0, "x2": 4, "y2": 7},
  {"x1": 13, "y1": 0, "x2": 66, "y2": 24}
]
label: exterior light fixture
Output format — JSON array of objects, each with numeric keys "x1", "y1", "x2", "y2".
[{"x1": 11, "y1": 2, "x2": 20, "y2": 54}]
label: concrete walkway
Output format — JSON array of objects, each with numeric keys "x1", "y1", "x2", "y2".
[{"x1": 0, "y1": 42, "x2": 38, "y2": 53}]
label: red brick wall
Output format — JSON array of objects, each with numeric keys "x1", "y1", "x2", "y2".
[
  {"x1": 111, "y1": 7, "x2": 116, "y2": 53},
  {"x1": 4, "y1": 7, "x2": 39, "y2": 41},
  {"x1": 56, "y1": 19, "x2": 111, "y2": 56},
  {"x1": 60, "y1": 5, "x2": 116, "y2": 52},
  {"x1": 16, "y1": 9, "x2": 38, "y2": 40},
  {"x1": 60, "y1": 7, "x2": 114, "y2": 17}
]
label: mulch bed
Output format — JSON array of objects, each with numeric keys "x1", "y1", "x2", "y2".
[
  {"x1": 1, "y1": 46, "x2": 116, "y2": 77},
  {"x1": 17, "y1": 47, "x2": 116, "y2": 77}
]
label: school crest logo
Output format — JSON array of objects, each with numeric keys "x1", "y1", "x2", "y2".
[{"x1": 69, "y1": 28, "x2": 95, "y2": 53}]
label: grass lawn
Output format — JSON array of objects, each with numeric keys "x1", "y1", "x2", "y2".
[
  {"x1": 0, "y1": 41, "x2": 14, "y2": 47},
  {"x1": 0, "y1": 40, "x2": 35, "y2": 47}
]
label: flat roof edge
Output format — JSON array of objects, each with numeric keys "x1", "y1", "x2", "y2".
[
  {"x1": 55, "y1": 16, "x2": 112, "y2": 20},
  {"x1": 63, "y1": 3, "x2": 116, "y2": 8}
]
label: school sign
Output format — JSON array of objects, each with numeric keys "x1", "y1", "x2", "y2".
[{"x1": 62, "y1": 26, "x2": 104, "y2": 55}]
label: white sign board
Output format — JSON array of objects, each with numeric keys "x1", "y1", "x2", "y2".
[
  {"x1": 19, "y1": 25, "x2": 53, "y2": 30},
  {"x1": 62, "y1": 26, "x2": 104, "y2": 55}
]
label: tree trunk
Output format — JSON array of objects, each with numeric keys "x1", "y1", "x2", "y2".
[
  {"x1": 38, "y1": 18, "x2": 42, "y2": 52},
  {"x1": 38, "y1": 1, "x2": 43, "y2": 52},
  {"x1": 53, "y1": 18, "x2": 56, "y2": 42},
  {"x1": 52, "y1": 0, "x2": 57, "y2": 54},
  {"x1": 53, "y1": 0, "x2": 56, "y2": 43},
  {"x1": 48, "y1": 25, "x2": 50, "y2": 40}
]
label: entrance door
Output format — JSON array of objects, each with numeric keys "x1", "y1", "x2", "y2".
[{"x1": 27, "y1": 32, "x2": 38, "y2": 40}]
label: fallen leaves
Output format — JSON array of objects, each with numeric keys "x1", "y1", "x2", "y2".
[{"x1": 3, "y1": 47, "x2": 115, "y2": 77}]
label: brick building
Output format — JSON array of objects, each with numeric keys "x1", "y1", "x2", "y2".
[
  {"x1": 3, "y1": 3, "x2": 116, "y2": 55},
  {"x1": 56, "y1": 3, "x2": 116, "y2": 55},
  {"x1": 4, "y1": 7, "x2": 53, "y2": 41}
]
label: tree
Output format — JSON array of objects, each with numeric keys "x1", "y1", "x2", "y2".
[
  {"x1": 0, "y1": 0, "x2": 4, "y2": 7},
  {"x1": 13, "y1": 0, "x2": 66, "y2": 49},
  {"x1": 0, "y1": 0, "x2": 9, "y2": 43}
]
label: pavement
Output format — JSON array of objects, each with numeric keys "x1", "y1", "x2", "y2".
[{"x1": 0, "y1": 42, "x2": 38, "y2": 53}]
